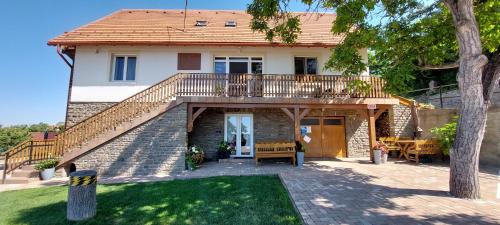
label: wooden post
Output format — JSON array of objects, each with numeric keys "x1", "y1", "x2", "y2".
[
  {"x1": 67, "y1": 170, "x2": 97, "y2": 221},
  {"x1": 294, "y1": 107, "x2": 300, "y2": 141},
  {"x1": 368, "y1": 109, "x2": 376, "y2": 162},
  {"x1": 2, "y1": 153, "x2": 9, "y2": 184}
]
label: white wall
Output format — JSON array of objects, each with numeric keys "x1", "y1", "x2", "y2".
[{"x1": 71, "y1": 45, "x2": 368, "y2": 102}]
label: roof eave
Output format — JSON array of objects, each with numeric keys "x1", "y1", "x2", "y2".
[{"x1": 47, "y1": 40, "x2": 337, "y2": 48}]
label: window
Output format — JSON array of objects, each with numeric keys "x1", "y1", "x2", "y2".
[
  {"x1": 112, "y1": 55, "x2": 136, "y2": 81},
  {"x1": 195, "y1": 20, "x2": 207, "y2": 27},
  {"x1": 178, "y1": 53, "x2": 201, "y2": 70},
  {"x1": 214, "y1": 56, "x2": 263, "y2": 74},
  {"x1": 300, "y1": 118, "x2": 320, "y2": 125},
  {"x1": 294, "y1": 57, "x2": 317, "y2": 75},
  {"x1": 225, "y1": 20, "x2": 237, "y2": 27},
  {"x1": 323, "y1": 119, "x2": 343, "y2": 125}
]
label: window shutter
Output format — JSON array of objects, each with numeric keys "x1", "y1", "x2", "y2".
[{"x1": 178, "y1": 53, "x2": 201, "y2": 70}]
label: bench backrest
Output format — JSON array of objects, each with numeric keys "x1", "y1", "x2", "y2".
[
  {"x1": 379, "y1": 137, "x2": 411, "y2": 146},
  {"x1": 414, "y1": 140, "x2": 441, "y2": 154},
  {"x1": 255, "y1": 142, "x2": 295, "y2": 153}
]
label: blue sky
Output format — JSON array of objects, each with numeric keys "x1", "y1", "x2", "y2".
[{"x1": 0, "y1": 0, "x2": 312, "y2": 126}]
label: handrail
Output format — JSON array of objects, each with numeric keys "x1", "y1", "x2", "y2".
[
  {"x1": 2, "y1": 140, "x2": 57, "y2": 183},
  {"x1": 2, "y1": 73, "x2": 388, "y2": 183}
]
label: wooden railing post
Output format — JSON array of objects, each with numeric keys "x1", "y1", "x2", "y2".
[
  {"x1": 2, "y1": 152, "x2": 8, "y2": 184},
  {"x1": 28, "y1": 141, "x2": 33, "y2": 165}
]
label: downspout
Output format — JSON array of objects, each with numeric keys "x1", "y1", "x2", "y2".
[{"x1": 57, "y1": 45, "x2": 74, "y2": 130}]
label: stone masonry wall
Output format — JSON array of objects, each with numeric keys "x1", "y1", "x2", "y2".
[
  {"x1": 389, "y1": 104, "x2": 415, "y2": 138},
  {"x1": 190, "y1": 108, "x2": 370, "y2": 158},
  {"x1": 73, "y1": 103, "x2": 187, "y2": 177},
  {"x1": 66, "y1": 102, "x2": 116, "y2": 127},
  {"x1": 189, "y1": 108, "x2": 294, "y2": 159}
]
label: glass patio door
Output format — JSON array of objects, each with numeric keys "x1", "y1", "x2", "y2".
[{"x1": 225, "y1": 114, "x2": 253, "y2": 157}]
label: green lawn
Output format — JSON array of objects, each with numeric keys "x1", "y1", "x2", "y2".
[{"x1": 0, "y1": 175, "x2": 301, "y2": 225}]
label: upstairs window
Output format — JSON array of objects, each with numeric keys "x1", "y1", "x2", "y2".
[
  {"x1": 112, "y1": 55, "x2": 136, "y2": 81},
  {"x1": 294, "y1": 57, "x2": 317, "y2": 75}
]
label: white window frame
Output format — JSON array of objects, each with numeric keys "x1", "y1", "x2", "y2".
[
  {"x1": 213, "y1": 56, "x2": 263, "y2": 74},
  {"x1": 224, "y1": 113, "x2": 254, "y2": 157},
  {"x1": 111, "y1": 55, "x2": 137, "y2": 82}
]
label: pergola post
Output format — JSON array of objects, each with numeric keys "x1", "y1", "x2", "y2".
[
  {"x1": 294, "y1": 107, "x2": 300, "y2": 142},
  {"x1": 367, "y1": 109, "x2": 377, "y2": 162}
]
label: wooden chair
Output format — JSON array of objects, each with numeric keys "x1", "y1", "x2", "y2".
[
  {"x1": 406, "y1": 140, "x2": 441, "y2": 164},
  {"x1": 255, "y1": 141, "x2": 296, "y2": 166}
]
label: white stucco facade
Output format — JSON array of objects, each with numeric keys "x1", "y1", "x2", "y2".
[{"x1": 71, "y1": 45, "x2": 369, "y2": 102}]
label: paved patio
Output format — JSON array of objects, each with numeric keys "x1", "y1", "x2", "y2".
[{"x1": 1, "y1": 158, "x2": 499, "y2": 225}]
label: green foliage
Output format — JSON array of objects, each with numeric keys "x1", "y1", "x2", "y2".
[
  {"x1": 0, "y1": 123, "x2": 63, "y2": 153},
  {"x1": 430, "y1": 116, "x2": 458, "y2": 156},
  {"x1": 34, "y1": 159, "x2": 59, "y2": 171},
  {"x1": 247, "y1": 0, "x2": 499, "y2": 95}
]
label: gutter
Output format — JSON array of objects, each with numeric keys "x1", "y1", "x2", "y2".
[{"x1": 56, "y1": 45, "x2": 75, "y2": 130}]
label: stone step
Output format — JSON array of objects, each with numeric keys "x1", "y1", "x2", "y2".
[
  {"x1": 11, "y1": 169, "x2": 39, "y2": 178},
  {"x1": 3, "y1": 177, "x2": 30, "y2": 184},
  {"x1": 20, "y1": 165, "x2": 36, "y2": 170}
]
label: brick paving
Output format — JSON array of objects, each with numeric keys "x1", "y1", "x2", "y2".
[{"x1": 1, "y1": 158, "x2": 499, "y2": 225}]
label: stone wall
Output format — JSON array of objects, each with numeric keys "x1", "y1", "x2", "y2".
[
  {"x1": 389, "y1": 104, "x2": 415, "y2": 138},
  {"x1": 417, "y1": 106, "x2": 500, "y2": 168},
  {"x1": 66, "y1": 102, "x2": 115, "y2": 127},
  {"x1": 415, "y1": 86, "x2": 500, "y2": 109},
  {"x1": 418, "y1": 109, "x2": 457, "y2": 138},
  {"x1": 73, "y1": 103, "x2": 188, "y2": 177},
  {"x1": 189, "y1": 108, "x2": 294, "y2": 159},
  {"x1": 189, "y1": 108, "x2": 370, "y2": 158}
]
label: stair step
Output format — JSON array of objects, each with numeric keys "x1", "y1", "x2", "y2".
[
  {"x1": 11, "y1": 170, "x2": 39, "y2": 178},
  {"x1": 21, "y1": 165, "x2": 36, "y2": 170},
  {"x1": 3, "y1": 177, "x2": 30, "y2": 184}
]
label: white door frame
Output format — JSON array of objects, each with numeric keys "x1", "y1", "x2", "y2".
[{"x1": 224, "y1": 113, "x2": 254, "y2": 157}]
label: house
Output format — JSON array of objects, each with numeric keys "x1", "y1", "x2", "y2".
[{"x1": 3, "y1": 9, "x2": 416, "y2": 180}]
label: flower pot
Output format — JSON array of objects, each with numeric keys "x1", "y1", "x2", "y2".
[
  {"x1": 297, "y1": 152, "x2": 305, "y2": 167},
  {"x1": 373, "y1": 149, "x2": 382, "y2": 164},
  {"x1": 381, "y1": 153, "x2": 388, "y2": 163},
  {"x1": 40, "y1": 167, "x2": 55, "y2": 180}
]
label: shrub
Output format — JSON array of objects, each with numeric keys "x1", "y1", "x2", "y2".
[
  {"x1": 431, "y1": 116, "x2": 458, "y2": 156},
  {"x1": 34, "y1": 159, "x2": 59, "y2": 171}
]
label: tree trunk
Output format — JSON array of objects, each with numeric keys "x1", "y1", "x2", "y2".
[
  {"x1": 67, "y1": 170, "x2": 97, "y2": 221},
  {"x1": 444, "y1": 0, "x2": 489, "y2": 199}
]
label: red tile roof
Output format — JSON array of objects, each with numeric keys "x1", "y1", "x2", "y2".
[{"x1": 48, "y1": 9, "x2": 343, "y2": 47}]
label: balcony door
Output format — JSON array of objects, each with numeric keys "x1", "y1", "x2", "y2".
[
  {"x1": 225, "y1": 114, "x2": 253, "y2": 157},
  {"x1": 214, "y1": 57, "x2": 263, "y2": 96}
]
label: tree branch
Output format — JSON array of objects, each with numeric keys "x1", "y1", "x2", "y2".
[
  {"x1": 483, "y1": 50, "x2": 500, "y2": 104},
  {"x1": 419, "y1": 62, "x2": 459, "y2": 70}
]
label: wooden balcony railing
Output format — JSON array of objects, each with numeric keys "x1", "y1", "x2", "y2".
[
  {"x1": 175, "y1": 73, "x2": 389, "y2": 98},
  {"x1": 2, "y1": 73, "x2": 388, "y2": 183}
]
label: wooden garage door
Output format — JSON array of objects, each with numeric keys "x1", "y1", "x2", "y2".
[{"x1": 301, "y1": 117, "x2": 346, "y2": 158}]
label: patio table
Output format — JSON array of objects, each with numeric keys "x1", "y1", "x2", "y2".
[{"x1": 396, "y1": 140, "x2": 416, "y2": 160}]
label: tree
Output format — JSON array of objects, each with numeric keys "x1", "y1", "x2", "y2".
[{"x1": 247, "y1": 0, "x2": 499, "y2": 199}]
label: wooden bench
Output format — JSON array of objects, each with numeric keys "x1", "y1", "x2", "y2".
[
  {"x1": 255, "y1": 141, "x2": 296, "y2": 166},
  {"x1": 406, "y1": 140, "x2": 441, "y2": 164}
]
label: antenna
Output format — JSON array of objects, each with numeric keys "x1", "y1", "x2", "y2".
[{"x1": 183, "y1": 0, "x2": 188, "y2": 31}]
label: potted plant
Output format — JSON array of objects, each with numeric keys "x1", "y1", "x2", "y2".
[
  {"x1": 296, "y1": 142, "x2": 306, "y2": 167},
  {"x1": 217, "y1": 141, "x2": 231, "y2": 159},
  {"x1": 35, "y1": 159, "x2": 59, "y2": 180},
  {"x1": 186, "y1": 145, "x2": 204, "y2": 170},
  {"x1": 373, "y1": 141, "x2": 389, "y2": 164}
]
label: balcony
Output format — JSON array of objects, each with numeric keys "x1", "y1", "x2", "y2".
[{"x1": 174, "y1": 73, "x2": 390, "y2": 99}]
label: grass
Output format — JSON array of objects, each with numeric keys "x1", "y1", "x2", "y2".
[{"x1": 0, "y1": 175, "x2": 301, "y2": 225}]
